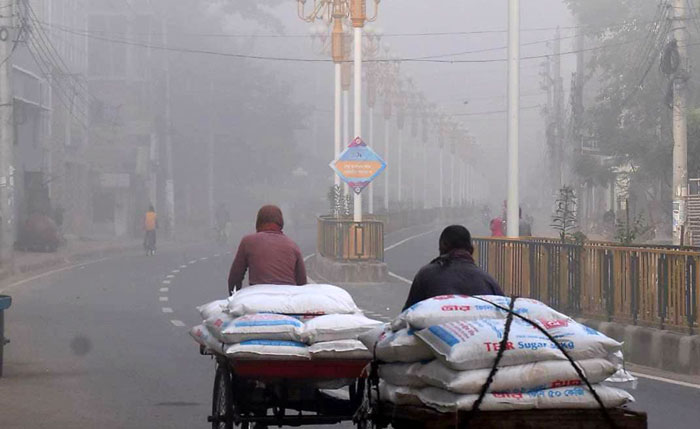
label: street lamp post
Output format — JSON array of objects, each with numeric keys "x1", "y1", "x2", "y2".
[
  {"x1": 348, "y1": 0, "x2": 380, "y2": 222},
  {"x1": 507, "y1": 0, "x2": 520, "y2": 236},
  {"x1": 297, "y1": 1, "x2": 348, "y2": 189}
]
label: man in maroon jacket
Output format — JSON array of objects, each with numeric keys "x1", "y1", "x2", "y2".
[{"x1": 228, "y1": 205, "x2": 307, "y2": 294}]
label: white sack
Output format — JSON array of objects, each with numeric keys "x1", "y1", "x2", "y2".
[
  {"x1": 227, "y1": 284, "x2": 360, "y2": 316},
  {"x1": 416, "y1": 358, "x2": 619, "y2": 394},
  {"x1": 204, "y1": 310, "x2": 237, "y2": 342},
  {"x1": 197, "y1": 299, "x2": 229, "y2": 321},
  {"x1": 220, "y1": 313, "x2": 304, "y2": 343},
  {"x1": 376, "y1": 329, "x2": 435, "y2": 363},
  {"x1": 225, "y1": 340, "x2": 310, "y2": 360},
  {"x1": 189, "y1": 324, "x2": 225, "y2": 354},
  {"x1": 303, "y1": 314, "x2": 383, "y2": 343},
  {"x1": 379, "y1": 381, "x2": 423, "y2": 406},
  {"x1": 309, "y1": 339, "x2": 372, "y2": 360},
  {"x1": 378, "y1": 363, "x2": 426, "y2": 387},
  {"x1": 358, "y1": 324, "x2": 389, "y2": 350},
  {"x1": 417, "y1": 318, "x2": 621, "y2": 371},
  {"x1": 418, "y1": 384, "x2": 633, "y2": 412},
  {"x1": 393, "y1": 295, "x2": 569, "y2": 331}
]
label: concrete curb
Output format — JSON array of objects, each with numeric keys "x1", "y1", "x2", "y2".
[
  {"x1": 578, "y1": 318, "x2": 700, "y2": 375},
  {"x1": 311, "y1": 254, "x2": 388, "y2": 284}
]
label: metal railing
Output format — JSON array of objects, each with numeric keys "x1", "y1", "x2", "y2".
[
  {"x1": 473, "y1": 238, "x2": 700, "y2": 334},
  {"x1": 317, "y1": 216, "x2": 384, "y2": 262}
]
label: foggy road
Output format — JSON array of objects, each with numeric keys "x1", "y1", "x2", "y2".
[{"x1": 0, "y1": 225, "x2": 698, "y2": 428}]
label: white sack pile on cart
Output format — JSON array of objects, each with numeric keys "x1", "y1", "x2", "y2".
[
  {"x1": 360, "y1": 295, "x2": 635, "y2": 412},
  {"x1": 190, "y1": 284, "x2": 382, "y2": 361}
]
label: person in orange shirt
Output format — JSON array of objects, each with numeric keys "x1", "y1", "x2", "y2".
[{"x1": 144, "y1": 205, "x2": 157, "y2": 255}]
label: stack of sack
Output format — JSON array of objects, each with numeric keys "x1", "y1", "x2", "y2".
[
  {"x1": 190, "y1": 284, "x2": 382, "y2": 362},
  {"x1": 359, "y1": 295, "x2": 635, "y2": 412}
]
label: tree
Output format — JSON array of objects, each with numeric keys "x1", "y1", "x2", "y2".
[
  {"x1": 563, "y1": 0, "x2": 676, "y2": 221},
  {"x1": 551, "y1": 186, "x2": 579, "y2": 242}
]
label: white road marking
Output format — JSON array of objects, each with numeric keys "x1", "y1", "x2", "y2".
[
  {"x1": 631, "y1": 372, "x2": 700, "y2": 390},
  {"x1": 172, "y1": 269, "x2": 180, "y2": 273},
  {"x1": 303, "y1": 253, "x2": 317, "y2": 284},
  {"x1": 200, "y1": 257, "x2": 208, "y2": 261},
  {"x1": 159, "y1": 296, "x2": 169, "y2": 302},
  {"x1": 214, "y1": 254, "x2": 220, "y2": 257},
  {"x1": 160, "y1": 287, "x2": 169, "y2": 292},
  {"x1": 180, "y1": 265, "x2": 187, "y2": 268},
  {"x1": 0, "y1": 255, "x2": 117, "y2": 294},
  {"x1": 166, "y1": 274, "x2": 174, "y2": 278},
  {"x1": 162, "y1": 280, "x2": 171, "y2": 285},
  {"x1": 384, "y1": 229, "x2": 437, "y2": 252},
  {"x1": 388, "y1": 272, "x2": 412, "y2": 285},
  {"x1": 189, "y1": 260, "x2": 197, "y2": 264},
  {"x1": 170, "y1": 320, "x2": 185, "y2": 327},
  {"x1": 161, "y1": 307, "x2": 173, "y2": 313}
]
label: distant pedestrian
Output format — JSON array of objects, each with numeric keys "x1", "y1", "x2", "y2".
[
  {"x1": 144, "y1": 205, "x2": 157, "y2": 254},
  {"x1": 490, "y1": 217, "x2": 505, "y2": 237}
]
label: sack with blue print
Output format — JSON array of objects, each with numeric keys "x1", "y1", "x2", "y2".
[
  {"x1": 392, "y1": 295, "x2": 569, "y2": 331},
  {"x1": 225, "y1": 340, "x2": 310, "y2": 360},
  {"x1": 416, "y1": 318, "x2": 622, "y2": 371},
  {"x1": 220, "y1": 313, "x2": 305, "y2": 343},
  {"x1": 375, "y1": 328, "x2": 435, "y2": 363}
]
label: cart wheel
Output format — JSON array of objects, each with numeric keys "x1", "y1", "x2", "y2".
[{"x1": 212, "y1": 362, "x2": 234, "y2": 429}]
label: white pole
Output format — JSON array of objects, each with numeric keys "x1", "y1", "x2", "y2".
[
  {"x1": 507, "y1": 0, "x2": 520, "y2": 237},
  {"x1": 384, "y1": 116, "x2": 390, "y2": 211},
  {"x1": 334, "y1": 63, "x2": 342, "y2": 187},
  {"x1": 208, "y1": 82, "x2": 215, "y2": 229},
  {"x1": 353, "y1": 26, "x2": 363, "y2": 222},
  {"x1": 368, "y1": 106, "x2": 374, "y2": 214},
  {"x1": 422, "y1": 143, "x2": 428, "y2": 209},
  {"x1": 411, "y1": 137, "x2": 416, "y2": 208},
  {"x1": 397, "y1": 127, "x2": 403, "y2": 204},
  {"x1": 439, "y1": 146, "x2": 444, "y2": 207},
  {"x1": 450, "y1": 150, "x2": 455, "y2": 207},
  {"x1": 343, "y1": 88, "x2": 350, "y2": 195}
]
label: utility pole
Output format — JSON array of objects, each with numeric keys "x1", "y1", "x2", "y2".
[
  {"x1": 163, "y1": 20, "x2": 175, "y2": 235},
  {"x1": 672, "y1": 0, "x2": 689, "y2": 245},
  {"x1": 506, "y1": 0, "x2": 520, "y2": 237},
  {"x1": 0, "y1": 0, "x2": 14, "y2": 263},
  {"x1": 553, "y1": 27, "x2": 564, "y2": 190},
  {"x1": 208, "y1": 82, "x2": 215, "y2": 229}
]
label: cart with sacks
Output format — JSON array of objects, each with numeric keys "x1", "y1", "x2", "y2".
[
  {"x1": 355, "y1": 294, "x2": 648, "y2": 429},
  {"x1": 192, "y1": 284, "x2": 382, "y2": 429}
]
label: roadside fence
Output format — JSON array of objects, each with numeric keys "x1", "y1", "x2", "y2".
[{"x1": 473, "y1": 238, "x2": 700, "y2": 334}]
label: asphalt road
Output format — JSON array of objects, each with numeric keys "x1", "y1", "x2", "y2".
[{"x1": 0, "y1": 224, "x2": 698, "y2": 428}]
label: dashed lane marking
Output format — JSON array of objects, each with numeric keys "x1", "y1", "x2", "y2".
[
  {"x1": 200, "y1": 257, "x2": 208, "y2": 261},
  {"x1": 159, "y1": 296, "x2": 169, "y2": 302},
  {"x1": 388, "y1": 272, "x2": 412, "y2": 285},
  {"x1": 170, "y1": 320, "x2": 185, "y2": 327},
  {"x1": 180, "y1": 265, "x2": 187, "y2": 268},
  {"x1": 162, "y1": 307, "x2": 173, "y2": 313},
  {"x1": 160, "y1": 287, "x2": 169, "y2": 292},
  {"x1": 214, "y1": 254, "x2": 220, "y2": 257},
  {"x1": 189, "y1": 260, "x2": 197, "y2": 264},
  {"x1": 162, "y1": 280, "x2": 171, "y2": 285},
  {"x1": 166, "y1": 274, "x2": 174, "y2": 279},
  {"x1": 172, "y1": 269, "x2": 180, "y2": 273}
]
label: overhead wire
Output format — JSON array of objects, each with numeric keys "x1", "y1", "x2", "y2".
[{"x1": 16, "y1": 3, "x2": 88, "y2": 128}]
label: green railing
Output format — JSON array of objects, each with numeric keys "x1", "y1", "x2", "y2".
[{"x1": 473, "y1": 238, "x2": 700, "y2": 334}]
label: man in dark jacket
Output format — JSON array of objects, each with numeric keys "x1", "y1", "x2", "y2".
[{"x1": 402, "y1": 225, "x2": 504, "y2": 310}]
